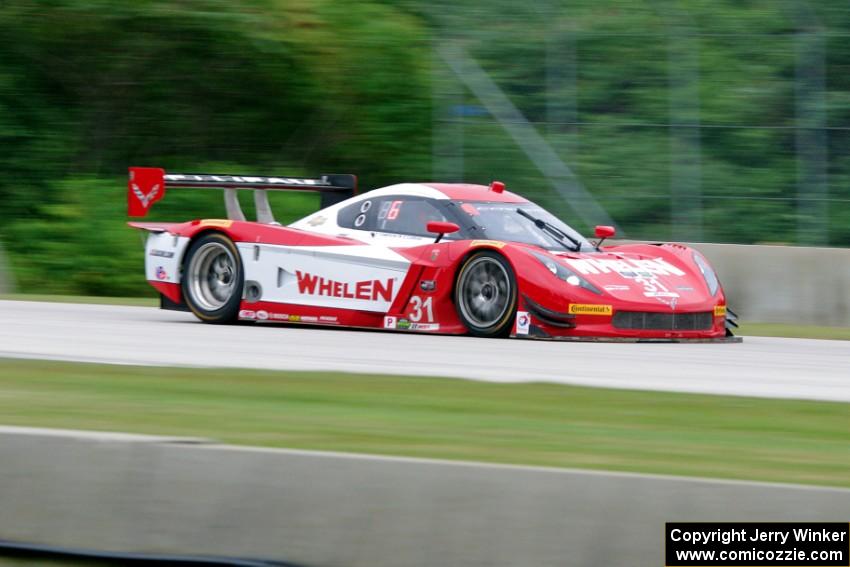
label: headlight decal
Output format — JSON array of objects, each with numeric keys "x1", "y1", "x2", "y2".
[
  {"x1": 693, "y1": 252, "x2": 720, "y2": 296},
  {"x1": 530, "y1": 251, "x2": 602, "y2": 295}
]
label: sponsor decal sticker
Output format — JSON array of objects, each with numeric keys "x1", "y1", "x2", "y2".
[
  {"x1": 676, "y1": 285, "x2": 694, "y2": 292},
  {"x1": 256, "y1": 310, "x2": 269, "y2": 321},
  {"x1": 296, "y1": 271, "x2": 395, "y2": 302},
  {"x1": 269, "y1": 313, "x2": 335, "y2": 324},
  {"x1": 155, "y1": 266, "x2": 168, "y2": 280},
  {"x1": 565, "y1": 257, "x2": 685, "y2": 277},
  {"x1": 515, "y1": 311, "x2": 530, "y2": 335},
  {"x1": 644, "y1": 291, "x2": 679, "y2": 299},
  {"x1": 420, "y1": 280, "x2": 436, "y2": 292},
  {"x1": 638, "y1": 278, "x2": 679, "y2": 309},
  {"x1": 470, "y1": 240, "x2": 506, "y2": 249},
  {"x1": 239, "y1": 310, "x2": 256, "y2": 319},
  {"x1": 714, "y1": 305, "x2": 727, "y2": 317},
  {"x1": 568, "y1": 304, "x2": 613, "y2": 316},
  {"x1": 165, "y1": 173, "x2": 326, "y2": 186},
  {"x1": 199, "y1": 219, "x2": 233, "y2": 228},
  {"x1": 603, "y1": 284, "x2": 630, "y2": 292},
  {"x1": 392, "y1": 318, "x2": 439, "y2": 331},
  {"x1": 307, "y1": 215, "x2": 327, "y2": 227},
  {"x1": 430, "y1": 249, "x2": 440, "y2": 261},
  {"x1": 150, "y1": 249, "x2": 175, "y2": 258},
  {"x1": 565, "y1": 255, "x2": 686, "y2": 308},
  {"x1": 384, "y1": 315, "x2": 439, "y2": 331}
]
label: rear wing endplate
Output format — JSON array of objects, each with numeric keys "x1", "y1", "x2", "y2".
[{"x1": 127, "y1": 167, "x2": 357, "y2": 223}]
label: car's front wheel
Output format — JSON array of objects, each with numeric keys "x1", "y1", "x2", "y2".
[
  {"x1": 455, "y1": 251, "x2": 517, "y2": 337},
  {"x1": 182, "y1": 233, "x2": 243, "y2": 324}
]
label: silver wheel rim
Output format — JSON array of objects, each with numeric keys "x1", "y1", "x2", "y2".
[
  {"x1": 458, "y1": 256, "x2": 511, "y2": 328},
  {"x1": 188, "y1": 242, "x2": 237, "y2": 311}
]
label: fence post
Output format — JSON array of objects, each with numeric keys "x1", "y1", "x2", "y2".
[
  {"x1": 0, "y1": 241, "x2": 14, "y2": 294},
  {"x1": 668, "y1": 20, "x2": 703, "y2": 243},
  {"x1": 794, "y1": 7, "x2": 828, "y2": 246},
  {"x1": 432, "y1": 40, "x2": 465, "y2": 183}
]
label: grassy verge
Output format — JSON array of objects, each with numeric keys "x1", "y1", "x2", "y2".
[
  {"x1": 0, "y1": 358, "x2": 847, "y2": 488},
  {"x1": 0, "y1": 294, "x2": 157, "y2": 307},
  {"x1": 735, "y1": 322, "x2": 850, "y2": 341}
]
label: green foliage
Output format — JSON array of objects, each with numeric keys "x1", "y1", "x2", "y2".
[
  {"x1": 427, "y1": 0, "x2": 849, "y2": 243},
  {"x1": 0, "y1": 0, "x2": 848, "y2": 296},
  {"x1": 2, "y1": 358, "x2": 849, "y2": 486},
  {"x1": 0, "y1": 0, "x2": 430, "y2": 294}
]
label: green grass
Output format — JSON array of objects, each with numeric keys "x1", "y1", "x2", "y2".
[
  {"x1": 0, "y1": 294, "x2": 158, "y2": 307},
  {"x1": 736, "y1": 322, "x2": 850, "y2": 341},
  {"x1": 0, "y1": 359, "x2": 848, "y2": 488}
]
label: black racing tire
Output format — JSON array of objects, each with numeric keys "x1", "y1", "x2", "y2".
[
  {"x1": 454, "y1": 250, "x2": 518, "y2": 338},
  {"x1": 182, "y1": 233, "x2": 244, "y2": 324}
]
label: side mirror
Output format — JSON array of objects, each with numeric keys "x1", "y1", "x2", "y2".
[
  {"x1": 427, "y1": 221, "x2": 460, "y2": 243},
  {"x1": 595, "y1": 225, "x2": 615, "y2": 239},
  {"x1": 594, "y1": 225, "x2": 615, "y2": 249}
]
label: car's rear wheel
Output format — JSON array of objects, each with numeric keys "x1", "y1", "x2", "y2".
[
  {"x1": 455, "y1": 251, "x2": 517, "y2": 337},
  {"x1": 182, "y1": 233, "x2": 243, "y2": 324}
]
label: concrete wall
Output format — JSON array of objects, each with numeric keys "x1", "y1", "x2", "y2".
[
  {"x1": 0, "y1": 237, "x2": 846, "y2": 324},
  {"x1": 692, "y1": 243, "x2": 850, "y2": 326},
  {"x1": 2, "y1": 427, "x2": 849, "y2": 567}
]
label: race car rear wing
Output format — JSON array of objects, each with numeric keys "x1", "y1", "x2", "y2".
[{"x1": 127, "y1": 167, "x2": 357, "y2": 223}]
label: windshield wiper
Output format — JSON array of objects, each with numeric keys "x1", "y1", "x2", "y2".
[{"x1": 516, "y1": 208, "x2": 581, "y2": 252}]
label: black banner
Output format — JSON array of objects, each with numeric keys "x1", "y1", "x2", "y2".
[{"x1": 666, "y1": 522, "x2": 849, "y2": 566}]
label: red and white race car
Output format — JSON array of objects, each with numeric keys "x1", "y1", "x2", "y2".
[{"x1": 128, "y1": 167, "x2": 739, "y2": 341}]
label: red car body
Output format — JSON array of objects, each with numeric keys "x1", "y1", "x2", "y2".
[{"x1": 128, "y1": 167, "x2": 738, "y2": 342}]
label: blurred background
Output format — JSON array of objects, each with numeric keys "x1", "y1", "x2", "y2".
[
  {"x1": 1, "y1": 5, "x2": 850, "y2": 565},
  {"x1": 0, "y1": 0, "x2": 848, "y2": 297}
]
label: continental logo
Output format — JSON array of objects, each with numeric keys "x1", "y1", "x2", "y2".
[
  {"x1": 199, "y1": 219, "x2": 233, "y2": 228},
  {"x1": 296, "y1": 271, "x2": 394, "y2": 302},
  {"x1": 714, "y1": 305, "x2": 727, "y2": 317},
  {"x1": 568, "y1": 304, "x2": 613, "y2": 316},
  {"x1": 470, "y1": 240, "x2": 506, "y2": 249}
]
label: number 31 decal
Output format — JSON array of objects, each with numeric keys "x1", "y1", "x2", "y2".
[{"x1": 409, "y1": 296, "x2": 434, "y2": 322}]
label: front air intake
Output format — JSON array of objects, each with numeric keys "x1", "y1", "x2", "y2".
[{"x1": 612, "y1": 311, "x2": 713, "y2": 331}]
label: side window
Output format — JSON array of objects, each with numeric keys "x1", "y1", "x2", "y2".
[
  {"x1": 374, "y1": 198, "x2": 447, "y2": 237},
  {"x1": 338, "y1": 196, "x2": 449, "y2": 237},
  {"x1": 337, "y1": 198, "x2": 377, "y2": 231}
]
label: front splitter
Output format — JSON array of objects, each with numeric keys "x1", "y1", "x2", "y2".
[{"x1": 513, "y1": 333, "x2": 743, "y2": 343}]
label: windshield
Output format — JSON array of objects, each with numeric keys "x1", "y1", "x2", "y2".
[{"x1": 457, "y1": 201, "x2": 593, "y2": 251}]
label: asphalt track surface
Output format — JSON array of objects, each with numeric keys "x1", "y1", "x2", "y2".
[{"x1": 1, "y1": 300, "x2": 848, "y2": 402}]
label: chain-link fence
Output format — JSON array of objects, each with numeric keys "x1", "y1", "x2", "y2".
[{"x1": 428, "y1": 2, "x2": 850, "y2": 246}]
